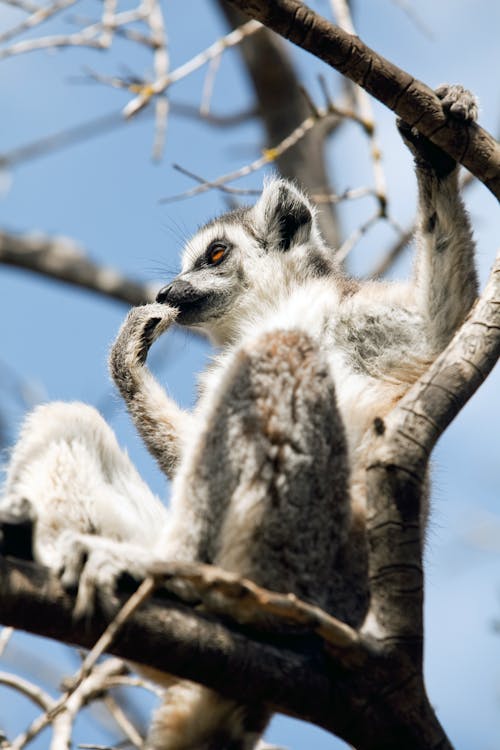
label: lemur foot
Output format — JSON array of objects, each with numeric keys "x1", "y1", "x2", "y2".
[
  {"x1": 109, "y1": 302, "x2": 178, "y2": 387},
  {"x1": 397, "y1": 83, "x2": 478, "y2": 178},
  {"x1": 56, "y1": 532, "x2": 157, "y2": 618}
]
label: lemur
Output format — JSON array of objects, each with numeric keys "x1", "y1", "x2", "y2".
[{"x1": 0, "y1": 85, "x2": 478, "y2": 750}]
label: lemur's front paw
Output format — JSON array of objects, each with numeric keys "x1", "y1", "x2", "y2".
[
  {"x1": 110, "y1": 303, "x2": 178, "y2": 384},
  {"x1": 0, "y1": 495, "x2": 36, "y2": 560},
  {"x1": 434, "y1": 83, "x2": 478, "y2": 124},
  {"x1": 397, "y1": 83, "x2": 478, "y2": 178},
  {"x1": 57, "y1": 532, "x2": 155, "y2": 618}
]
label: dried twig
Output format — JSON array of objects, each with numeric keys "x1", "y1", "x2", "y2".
[
  {"x1": 102, "y1": 694, "x2": 144, "y2": 748},
  {"x1": 330, "y1": 0, "x2": 388, "y2": 226},
  {"x1": 0, "y1": 627, "x2": 13, "y2": 657},
  {"x1": 160, "y1": 98, "x2": 362, "y2": 203},
  {"x1": 0, "y1": 0, "x2": 77, "y2": 46},
  {"x1": 123, "y1": 19, "x2": 263, "y2": 119}
]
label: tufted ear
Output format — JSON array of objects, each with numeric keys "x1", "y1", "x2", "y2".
[{"x1": 254, "y1": 179, "x2": 314, "y2": 252}]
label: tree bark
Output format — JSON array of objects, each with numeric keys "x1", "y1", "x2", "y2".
[{"x1": 224, "y1": 0, "x2": 500, "y2": 199}]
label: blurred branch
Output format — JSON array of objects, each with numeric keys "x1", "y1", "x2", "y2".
[
  {"x1": 0, "y1": 0, "x2": 77, "y2": 46},
  {"x1": 0, "y1": 230, "x2": 154, "y2": 305},
  {"x1": 0, "y1": 103, "x2": 255, "y2": 170},
  {"x1": 123, "y1": 19, "x2": 263, "y2": 119},
  {"x1": 225, "y1": 0, "x2": 500, "y2": 199},
  {"x1": 160, "y1": 95, "x2": 362, "y2": 203},
  {"x1": 217, "y1": 0, "x2": 341, "y2": 248},
  {"x1": 330, "y1": 0, "x2": 388, "y2": 225}
]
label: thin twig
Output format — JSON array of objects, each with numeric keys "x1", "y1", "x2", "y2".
[
  {"x1": 123, "y1": 19, "x2": 263, "y2": 118},
  {"x1": 160, "y1": 98, "x2": 360, "y2": 203},
  {"x1": 330, "y1": 0, "x2": 388, "y2": 224},
  {"x1": 0, "y1": 0, "x2": 77, "y2": 46},
  {"x1": 102, "y1": 694, "x2": 144, "y2": 749},
  {"x1": 0, "y1": 627, "x2": 13, "y2": 657}
]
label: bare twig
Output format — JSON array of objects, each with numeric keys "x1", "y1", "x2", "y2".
[
  {"x1": 73, "y1": 578, "x2": 156, "y2": 688},
  {"x1": 123, "y1": 19, "x2": 263, "y2": 119},
  {"x1": 0, "y1": 671, "x2": 54, "y2": 711},
  {"x1": 0, "y1": 0, "x2": 77, "y2": 46},
  {"x1": 0, "y1": 627, "x2": 13, "y2": 657},
  {"x1": 9, "y1": 659, "x2": 129, "y2": 750},
  {"x1": 0, "y1": 230, "x2": 155, "y2": 305},
  {"x1": 160, "y1": 98, "x2": 360, "y2": 203},
  {"x1": 143, "y1": 0, "x2": 169, "y2": 161},
  {"x1": 102, "y1": 694, "x2": 144, "y2": 748},
  {"x1": 330, "y1": 0, "x2": 388, "y2": 226},
  {"x1": 149, "y1": 561, "x2": 361, "y2": 655}
]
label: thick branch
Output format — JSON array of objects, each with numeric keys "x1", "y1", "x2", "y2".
[
  {"x1": 225, "y1": 0, "x2": 500, "y2": 199},
  {"x1": 366, "y1": 252, "x2": 500, "y2": 637},
  {"x1": 0, "y1": 230, "x2": 154, "y2": 305},
  {"x1": 217, "y1": 0, "x2": 340, "y2": 247},
  {"x1": 0, "y1": 555, "x2": 452, "y2": 750}
]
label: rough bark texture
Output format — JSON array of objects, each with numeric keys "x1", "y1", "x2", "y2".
[
  {"x1": 224, "y1": 0, "x2": 500, "y2": 199},
  {"x1": 0, "y1": 554, "x2": 451, "y2": 750}
]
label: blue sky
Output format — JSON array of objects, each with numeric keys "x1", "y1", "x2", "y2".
[{"x1": 0, "y1": 1, "x2": 499, "y2": 748}]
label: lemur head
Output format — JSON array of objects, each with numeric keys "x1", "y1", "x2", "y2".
[{"x1": 157, "y1": 179, "x2": 336, "y2": 345}]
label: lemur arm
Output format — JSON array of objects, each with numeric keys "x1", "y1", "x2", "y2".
[
  {"x1": 399, "y1": 84, "x2": 478, "y2": 353},
  {"x1": 109, "y1": 303, "x2": 195, "y2": 480}
]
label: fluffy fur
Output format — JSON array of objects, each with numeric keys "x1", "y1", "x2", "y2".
[{"x1": 0, "y1": 85, "x2": 478, "y2": 750}]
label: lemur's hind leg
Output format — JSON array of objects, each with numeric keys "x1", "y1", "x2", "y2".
[
  {"x1": 150, "y1": 329, "x2": 351, "y2": 750},
  {"x1": 398, "y1": 84, "x2": 478, "y2": 352}
]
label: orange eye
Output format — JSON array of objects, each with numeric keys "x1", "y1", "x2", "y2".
[{"x1": 208, "y1": 243, "x2": 227, "y2": 265}]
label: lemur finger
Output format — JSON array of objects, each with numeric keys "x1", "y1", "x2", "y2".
[
  {"x1": 110, "y1": 303, "x2": 178, "y2": 373},
  {"x1": 397, "y1": 84, "x2": 478, "y2": 178},
  {"x1": 435, "y1": 83, "x2": 478, "y2": 123}
]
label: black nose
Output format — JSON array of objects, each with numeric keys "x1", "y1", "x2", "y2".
[
  {"x1": 156, "y1": 282, "x2": 173, "y2": 304},
  {"x1": 156, "y1": 279, "x2": 205, "y2": 307},
  {"x1": 156, "y1": 280, "x2": 188, "y2": 305}
]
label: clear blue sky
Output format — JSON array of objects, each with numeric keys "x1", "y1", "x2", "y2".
[{"x1": 0, "y1": 1, "x2": 499, "y2": 748}]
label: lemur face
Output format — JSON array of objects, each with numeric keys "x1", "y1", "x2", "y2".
[{"x1": 156, "y1": 179, "x2": 330, "y2": 343}]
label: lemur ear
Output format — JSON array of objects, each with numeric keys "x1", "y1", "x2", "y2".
[{"x1": 255, "y1": 179, "x2": 313, "y2": 252}]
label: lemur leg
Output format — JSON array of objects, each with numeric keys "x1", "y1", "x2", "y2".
[
  {"x1": 109, "y1": 303, "x2": 196, "y2": 480},
  {"x1": 399, "y1": 84, "x2": 479, "y2": 352},
  {"x1": 0, "y1": 403, "x2": 167, "y2": 597},
  {"x1": 150, "y1": 329, "x2": 350, "y2": 750}
]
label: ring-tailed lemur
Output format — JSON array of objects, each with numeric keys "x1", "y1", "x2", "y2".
[{"x1": 0, "y1": 85, "x2": 478, "y2": 750}]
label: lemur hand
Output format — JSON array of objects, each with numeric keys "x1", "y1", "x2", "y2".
[
  {"x1": 397, "y1": 84, "x2": 478, "y2": 178},
  {"x1": 109, "y1": 303, "x2": 178, "y2": 389}
]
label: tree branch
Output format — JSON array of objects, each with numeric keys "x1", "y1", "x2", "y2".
[
  {"x1": 224, "y1": 0, "x2": 500, "y2": 199},
  {"x1": 0, "y1": 230, "x2": 154, "y2": 305},
  {"x1": 365, "y1": 250, "x2": 500, "y2": 640},
  {"x1": 216, "y1": 0, "x2": 341, "y2": 247},
  {"x1": 0, "y1": 552, "x2": 454, "y2": 750}
]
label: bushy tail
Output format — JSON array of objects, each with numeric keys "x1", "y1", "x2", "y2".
[{"x1": 147, "y1": 680, "x2": 270, "y2": 750}]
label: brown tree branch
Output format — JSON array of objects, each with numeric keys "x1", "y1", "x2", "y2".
[
  {"x1": 0, "y1": 230, "x2": 154, "y2": 305},
  {"x1": 0, "y1": 553, "x2": 452, "y2": 750},
  {"x1": 365, "y1": 250, "x2": 500, "y2": 641},
  {"x1": 224, "y1": 0, "x2": 500, "y2": 199}
]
